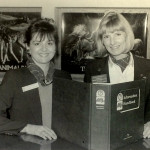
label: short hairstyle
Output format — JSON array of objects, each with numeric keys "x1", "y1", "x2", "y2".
[
  {"x1": 96, "y1": 11, "x2": 135, "y2": 55},
  {"x1": 25, "y1": 18, "x2": 59, "y2": 56}
]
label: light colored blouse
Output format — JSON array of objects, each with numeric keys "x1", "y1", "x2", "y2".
[
  {"x1": 108, "y1": 52, "x2": 134, "y2": 84},
  {"x1": 38, "y1": 83, "x2": 52, "y2": 129}
]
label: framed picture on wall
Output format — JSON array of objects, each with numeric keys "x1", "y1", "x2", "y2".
[
  {"x1": 55, "y1": 7, "x2": 150, "y2": 78},
  {"x1": 0, "y1": 7, "x2": 42, "y2": 82}
]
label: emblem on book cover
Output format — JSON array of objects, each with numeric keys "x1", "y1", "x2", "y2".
[
  {"x1": 96, "y1": 90, "x2": 105, "y2": 105},
  {"x1": 117, "y1": 93, "x2": 123, "y2": 110}
]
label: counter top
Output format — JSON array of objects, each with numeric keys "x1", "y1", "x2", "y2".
[{"x1": 0, "y1": 134, "x2": 150, "y2": 150}]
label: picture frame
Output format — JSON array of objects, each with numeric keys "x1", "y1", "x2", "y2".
[
  {"x1": 55, "y1": 7, "x2": 150, "y2": 76},
  {"x1": 0, "y1": 7, "x2": 42, "y2": 82}
]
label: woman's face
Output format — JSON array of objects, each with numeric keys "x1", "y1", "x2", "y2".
[
  {"x1": 29, "y1": 33, "x2": 56, "y2": 66},
  {"x1": 102, "y1": 30, "x2": 127, "y2": 59}
]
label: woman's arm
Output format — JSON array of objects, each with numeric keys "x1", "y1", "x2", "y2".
[
  {"x1": 143, "y1": 74, "x2": 150, "y2": 138},
  {"x1": 0, "y1": 70, "x2": 27, "y2": 135}
]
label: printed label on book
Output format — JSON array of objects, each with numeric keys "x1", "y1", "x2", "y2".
[
  {"x1": 117, "y1": 88, "x2": 140, "y2": 113},
  {"x1": 96, "y1": 90, "x2": 105, "y2": 109}
]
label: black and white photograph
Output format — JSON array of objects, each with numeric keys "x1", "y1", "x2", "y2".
[
  {"x1": 1, "y1": 1, "x2": 150, "y2": 150},
  {"x1": 0, "y1": 7, "x2": 41, "y2": 72}
]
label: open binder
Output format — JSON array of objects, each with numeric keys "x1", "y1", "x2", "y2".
[{"x1": 52, "y1": 77, "x2": 146, "y2": 150}]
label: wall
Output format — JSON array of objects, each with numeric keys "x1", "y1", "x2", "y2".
[{"x1": 1, "y1": 0, "x2": 150, "y2": 19}]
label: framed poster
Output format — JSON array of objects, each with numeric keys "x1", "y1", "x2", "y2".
[
  {"x1": 0, "y1": 7, "x2": 42, "y2": 82},
  {"x1": 55, "y1": 7, "x2": 150, "y2": 76}
]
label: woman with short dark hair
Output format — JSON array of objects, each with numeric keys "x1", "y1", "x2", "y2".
[{"x1": 0, "y1": 18, "x2": 71, "y2": 140}]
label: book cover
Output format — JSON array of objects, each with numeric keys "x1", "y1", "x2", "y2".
[{"x1": 52, "y1": 78, "x2": 145, "y2": 150}]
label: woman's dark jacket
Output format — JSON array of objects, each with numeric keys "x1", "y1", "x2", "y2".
[
  {"x1": 84, "y1": 55, "x2": 150, "y2": 123},
  {"x1": 0, "y1": 67, "x2": 71, "y2": 135}
]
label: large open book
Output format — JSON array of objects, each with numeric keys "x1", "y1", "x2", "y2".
[{"x1": 52, "y1": 77, "x2": 146, "y2": 150}]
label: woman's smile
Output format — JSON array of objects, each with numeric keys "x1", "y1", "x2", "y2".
[
  {"x1": 39, "y1": 53, "x2": 50, "y2": 57},
  {"x1": 110, "y1": 45, "x2": 120, "y2": 50}
]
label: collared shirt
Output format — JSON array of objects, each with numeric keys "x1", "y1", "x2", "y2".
[
  {"x1": 108, "y1": 52, "x2": 134, "y2": 84},
  {"x1": 110, "y1": 53, "x2": 130, "y2": 72}
]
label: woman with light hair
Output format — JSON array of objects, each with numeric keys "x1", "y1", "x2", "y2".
[
  {"x1": 96, "y1": 11, "x2": 134, "y2": 58},
  {"x1": 84, "y1": 11, "x2": 150, "y2": 138}
]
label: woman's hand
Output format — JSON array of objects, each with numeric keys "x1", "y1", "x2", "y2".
[
  {"x1": 20, "y1": 134, "x2": 56, "y2": 145},
  {"x1": 143, "y1": 122, "x2": 150, "y2": 138},
  {"x1": 21, "y1": 124, "x2": 57, "y2": 140}
]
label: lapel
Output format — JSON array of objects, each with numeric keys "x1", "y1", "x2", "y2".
[
  {"x1": 96, "y1": 55, "x2": 147, "y2": 83},
  {"x1": 99, "y1": 55, "x2": 144, "y2": 82},
  {"x1": 133, "y1": 55, "x2": 146, "y2": 80},
  {"x1": 22, "y1": 69, "x2": 42, "y2": 124}
]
